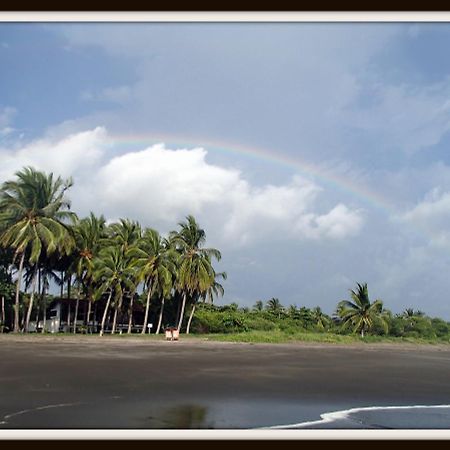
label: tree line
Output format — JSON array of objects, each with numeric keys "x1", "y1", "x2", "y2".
[
  {"x1": 0, "y1": 167, "x2": 224, "y2": 335},
  {"x1": 0, "y1": 167, "x2": 449, "y2": 340},
  {"x1": 191, "y1": 286, "x2": 450, "y2": 340}
]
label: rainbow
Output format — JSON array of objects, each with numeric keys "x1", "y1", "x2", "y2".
[{"x1": 108, "y1": 132, "x2": 394, "y2": 215}]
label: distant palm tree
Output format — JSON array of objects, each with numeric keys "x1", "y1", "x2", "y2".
[
  {"x1": 311, "y1": 306, "x2": 331, "y2": 330},
  {"x1": 0, "y1": 167, "x2": 76, "y2": 332},
  {"x1": 253, "y1": 300, "x2": 264, "y2": 312},
  {"x1": 337, "y1": 282, "x2": 387, "y2": 337},
  {"x1": 266, "y1": 298, "x2": 284, "y2": 319}
]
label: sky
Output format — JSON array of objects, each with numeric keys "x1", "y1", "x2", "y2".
[{"x1": 1, "y1": 21, "x2": 450, "y2": 318}]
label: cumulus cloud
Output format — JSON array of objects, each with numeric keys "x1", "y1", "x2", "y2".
[
  {"x1": 400, "y1": 188, "x2": 450, "y2": 247},
  {"x1": 0, "y1": 127, "x2": 108, "y2": 181},
  {"x1": 0, "y1": 128, "x2": 364, "y2": 246}
]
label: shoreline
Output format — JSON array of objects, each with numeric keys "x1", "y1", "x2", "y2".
[{"x1": 1, "y1": 335, "x2": 450, "y2": 428}]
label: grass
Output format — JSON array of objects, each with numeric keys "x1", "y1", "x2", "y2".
[
  {"x1": 194, "y1": 330, "x2": 450, "y2": 345},
  {"x1": 1, "y1": 330, "x2": 449, "y2": 345}
]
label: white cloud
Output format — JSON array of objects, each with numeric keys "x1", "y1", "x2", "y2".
[
  {"x1": 400, "y1": 188, "x2": 450, "y2": 248},
  {"x1": 0, "y1": 127, "x2": 107, "y2": 181},
  {"x1": 95, "y1": 143, "x2": 364, "y2": 245},
  {"x1": 0, "y1": 128, "x2": 364, "y2": 246}
]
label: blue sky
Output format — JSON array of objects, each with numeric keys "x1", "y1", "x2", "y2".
[{"x1": 2, "y1": 22, "x2": 450, "y2": 318}]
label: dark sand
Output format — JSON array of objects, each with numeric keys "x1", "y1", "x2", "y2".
[{"x1": 0, "y1": 336, "x2": 449, "y2": 429}]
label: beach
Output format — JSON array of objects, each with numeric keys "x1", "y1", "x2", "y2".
[{"x1": 0, "y1": 335, "x2": 449, "y2": 429}]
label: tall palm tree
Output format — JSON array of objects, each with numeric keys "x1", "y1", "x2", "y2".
[
  {"x1": 337, "y1": 282, "x2": 387, "y2": 337},
  {"x1": 131, "y1": 229, "x2": 176, "y2": 335},
  {"x1": 169, "y1": 215, "x2": 221, "y2": 332},
  {"x1": 93, "y1": 246, "x2": 135, "y2": 336},
  {"x1": 72, "y1": 213, "x2": 107, "y2": 332},
  {"x1": 0, "y1": 167, "x2": 76, "y2": 332},
  {"x1": 102, "y1": 218, "x2": 141, "y2": 334}
]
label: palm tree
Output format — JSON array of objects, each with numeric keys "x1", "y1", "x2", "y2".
[
  {"x1": 311, "y1": 306, "x2": 330, "y2": 331},
  {"x1": 0, "y1": 167, "x2": 76, "y2": 332},
  {"x1": 266, "y1": 298, "x2": 284, "y2": 319},
  {"x1": 131, "y1": 229, "x2": 176, "y2": 335},
  {"x1": 93, "y1": 246, "x2": 134, "y2": 336},
  {"x1": 185, "y1": 271, "x2": 227, "y2": 335},
  {"x1": 72, "y1": 213, "x2": 107, "y2": 332},
  {"x1": 106, "y1": 219, "x2": 141, "y2": 334},
  {"x1": 253, "y1": 300, "x2": 264, "y2": 312},
  {"x1": 169, "y1": 215, "x2": 221, "y2": 332},
  {"x1": 337, "y1": 282, "x2": 387, "y2": 337}
]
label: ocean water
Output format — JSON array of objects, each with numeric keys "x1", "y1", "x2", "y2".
[
  {"x1": 267, "y1": 405, "x2": 450, "y2": 429},
  {"x1": 1, "y1": 398, "x2": 449, "y2": 429}
]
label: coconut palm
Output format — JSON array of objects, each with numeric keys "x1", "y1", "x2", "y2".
[
  {"x1": 266, "y1": 298, "x2": 284, "y2": 319},
  {"x1": 131, "y1": 229, "x2": 177, "y2": 334},
  {"x1": 337, "y1": 282, "x2": 387, "y2": 337},
  {"x1": 311, "y1": 306, "x2": 331, "y2": 331},
  {"x1": 93, "y1": 246, "x2": 135, "y2": 336},
  {"x1": 0, "y1": 167, "x2": 76, "y2": 332},
  {"x1": 105, "y1": 219, "x2": 141, "y2": 334},
  {"x1": 169, "y1": 215, "x2": 221, "y2": 332},
  {"x1": 185, "y1": 271, "x2": 227, "y2": 335},
  {"x1": 253, "y1": 300, "x2": 264, "y2": 312},
  {"x1": 72, "y1": 213, "x2": 107, "y2": 332}
]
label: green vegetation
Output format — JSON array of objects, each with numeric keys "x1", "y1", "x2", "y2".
[
  {"x1": 0, "y1": 166, "x2": 449, "y2": 345},
  {"x1": 187, "y1": 300, "x2": 450, "y2": 343}
]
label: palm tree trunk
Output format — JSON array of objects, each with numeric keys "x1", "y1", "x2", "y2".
[
  {"x1": 13, "y1": 252, "x2": 25, "y2": 333},
  {"x1": 67, "y1": 275, "x2": 71, "y2": 301},
  {"x1": 42, "y1": 283, "x2": 47, "y2": 334},
  {"x1": 86, "y1": 300, "x2": 92, "y2": 334},
  {"x1": 156, "y1": 297, "x2": 165, "y2": 335},
  {"x1": 175, "y1": 293, "x2": 181, "y2": 327},
  {"x1": 177, "y1": 292, "x2": 187, "y2": 332},
  {"x1": 25, "y1": 263, "x2": 39, "y2": 332},
  {"x1": 127, "y1": 295, "x2": 134, "y2": 334},
  {"x1": 100, "y1": 291, "x2": 113, "y2": 337},
  {"x1": 186, "y1": 303, "x2": 196, "y2": 335},
  {"x1": 112, "y1": 307, "x2": 118, "y2": 334},
  {"x1": 141, "y1": 283, "x2": 154, "y2": 335},
  {"x1": 361, "y1": 328, "x2": 365, "y2": 338},
  {"x1": 112, "y1": 296, "x2": 123, "y2": 334},
  {"x1": 1, "y1": 296, "x2": 5, "y2": 332},
  {"x1": 73, "y1": 290, "x2": 80, "y2": 334},
  {"x1": 67, "y1": 302, "x2": 71, "y2": 333}
]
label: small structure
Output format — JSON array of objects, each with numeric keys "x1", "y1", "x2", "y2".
[{"x1": 165, "y1": 327, "x2": 179, "y2": 341}]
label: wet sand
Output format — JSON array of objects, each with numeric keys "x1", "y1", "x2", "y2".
[{"x1": 0, "y1": 335, "x2": 449, "y2": 429}]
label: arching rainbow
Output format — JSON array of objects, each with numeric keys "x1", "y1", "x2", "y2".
[{"x1": 108, "y1": 132, "x2": 394, "y2": 215}]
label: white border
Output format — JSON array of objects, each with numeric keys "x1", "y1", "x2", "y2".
[
  {"x1": 0, "y1": 11, "x2": 450, "y2": 22},
  {"x1": 1, "y1": 429, "x2": 450, "y2": 440},
  {"x1": 0, "y1": 11, "x2": 449, "y2": 440}
]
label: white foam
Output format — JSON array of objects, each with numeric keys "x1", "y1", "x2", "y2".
[
  {"x1": 263, "y1": 404, "x2": 450, "y2": 429},
  {"x1": 0, "y1": 402, "x2": 83, "y2": 425}
]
